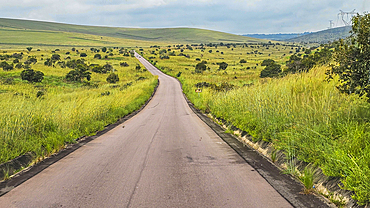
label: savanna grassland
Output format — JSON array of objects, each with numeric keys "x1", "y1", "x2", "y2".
[
  {"x1": 0, "y1": 47, "x2": 157, "y2": 166},
  {"x1": 141, "y1": 42, "x2": 370, "y2": 205}
]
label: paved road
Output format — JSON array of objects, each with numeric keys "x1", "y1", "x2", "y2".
[{"x1": 0, "y1": 52, "x2": 292, "y2": 208}]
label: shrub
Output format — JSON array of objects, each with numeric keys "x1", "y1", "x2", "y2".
[
  {"x1": 21, "y1": 69, "x2": 44, "y2": 83},
  {"x1": 44, "y1": 58, "x2": 53, "y2": 67},
  {"x1": 260, "y1": 60, "x2": 282, "y2": 78},
  {"x1": 80, "y1": 53, "x2": 87, "y2": 57},
  {"x1": 102, "y1": 63, "x2": 113, "y2": 73},
  {"x1": 106, "y1": 73, "x2": 119, "y2": 83},
  {"x1": 218, "y1": 62, "x2": 228, "y2": 70},
  {"x1": 195, "y1": 62, "x2": 207, "y2": 73},
  {"x1": 240, "y1": 59, "x2": 247, "y2": 63},
  {"x1": 94, "y1": 54, "x2": 102, "y2": 59},
  {"x1": 66, "y1": 65, "x2": 91, "y2": 82},
  {"x1": 120, "y1": 62, "x2": 129, "y2": 67},
  {"x1": 0, "y1": 61, "x2": 13, "y2": 71}
]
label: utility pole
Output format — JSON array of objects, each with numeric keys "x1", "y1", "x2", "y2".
[
  {"x1": 338, "y1": 9, "x2": 356, "y2": 26},
  {"x1": 329, "y1": 20, "x2": 334, "y2": 29}
]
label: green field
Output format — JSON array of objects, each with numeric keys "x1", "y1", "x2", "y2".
[{"x1": 0, "y1": 18, "x2": 264, "y2": 48}]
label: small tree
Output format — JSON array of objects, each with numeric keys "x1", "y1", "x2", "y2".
[
  {"x1": 260, "y1": 63, "x2": 282, "y2": 78},
  {"x1": 102, "y1": 63, "x2": 113, "y2": 73},
  {"x1": 136, "y1": 64, "x2": 141, "y2": 71},
  {"x1": 261, "y1": 59, "x2": 276, "y2": 66},
  {"x1": 94, "y1": 54, "x2": 102, "y2": 59},
  {"x1": 66, "y1": 64, "x2": 91, "y2": 82},
  {"x1": 218, "y1": 62, "x2": 228, "y2": 70},
  {"x1": 21, "y1": 69, "x2": 44, "y2": 82},
  {"x1": 1, "y1": 61, "x2": 13, "y2": 71},
  {"x1": 106, "y1": 73, "x2": 119, "y2": 83},
  {"x1": 195, "y1": 62, "x2": 207, "y2": 73},
  {"x1": 240, "y1": 59, "x2": 247, "y2": 63},
  {"x1": 120, "y1": 62, "x2": 129, "y2": 67}
]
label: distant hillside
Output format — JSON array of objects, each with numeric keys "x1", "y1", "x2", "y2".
[
  {"x1": 0, "y1": 18, "x2": 264, "y2": 47},
  {"x1": 287, "y1": 26, "x2": 351, "y2": 44},
  {"x1": 243, "y1": 32, "x2": 311, "y2": 41}
]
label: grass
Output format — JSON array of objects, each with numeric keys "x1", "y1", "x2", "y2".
[
  {"x1": 0, "y1": 18, "x2": 265, "y2": 46},
  {"x1": 145, "y1": 43, "x2": 370, "y2": 206},
  {"x1": 0, "y1": 47, "x2": 157, "y2": 164},
  {"x1": 301, "y1": 166, "x2": 314, "y2": 194}
]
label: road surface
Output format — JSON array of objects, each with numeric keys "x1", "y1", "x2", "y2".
[{"x1": 0, "y1": 52, "x2": 292, "y2": 207}]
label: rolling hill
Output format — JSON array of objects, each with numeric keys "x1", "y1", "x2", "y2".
[
  {"x1": 0, "y1": 18, "x2": 264, "y2": 48},
  {"x1": 287, "y1": 26, "x2": 351, "y2": 44}
]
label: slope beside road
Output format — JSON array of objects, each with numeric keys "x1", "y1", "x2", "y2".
[{"x1": 0, "y1": 52, "x2": 294, "y2": 207}]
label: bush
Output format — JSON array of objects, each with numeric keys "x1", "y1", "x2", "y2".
[
  {"x1": 66, "y1": 65, "x2": 91, "y2": 82},
  {"x1": 94, "y1": 54, "x2": 102, "y2": 59},
  {"x1": 218, "y1": 62, "x2": 228, "y2": 70},
  {"x1": 21, "y1": 69, "x2": 44, "y2": 83},
  {"x1": 261, "y1": 59, "x2": 275, "y2": 66},
  {"x1": 0, "y1": 61, "x2": 13, "y2": 71},
  {"x1": 260, "y1": 60, "x2": 282, "y2": 78},
  {"x1": 80, "y1": 53, "x2": 87, "y2": 57},
  {"x1": 195, "y1": 62, "x2": 207, "y2": 73},
  {"x1": 120, "y1": 62, "x2": 129, "y2": 67},
  {"x1": 240, "y1": 59, "x2": 247, "y2": 63},
  {"x1": 106, "y1": 73, "x2": 119, "y2": 83},
  {"x1": 102, "y1": 63, "x2": 113, "y2": 73}
]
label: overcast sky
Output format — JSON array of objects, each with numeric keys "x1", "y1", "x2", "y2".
[{"x1": 1, "y1": 0, "x2": 369, "y2": 34}]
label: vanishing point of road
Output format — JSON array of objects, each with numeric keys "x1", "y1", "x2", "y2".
[{"x1": 0, "y1": 52, "x2": 292, "y2": 207}]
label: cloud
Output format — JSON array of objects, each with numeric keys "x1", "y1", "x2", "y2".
[{"x1": 0, "y1": 0, "x2": 369, "y2": 34}]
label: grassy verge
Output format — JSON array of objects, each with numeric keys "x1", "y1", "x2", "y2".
[
  {"x1": 0, "y1": 47, "x2": 158, "y2": 164},
  {"x1": 141, "y1": 43, "x2": 370, "y2": 206}
]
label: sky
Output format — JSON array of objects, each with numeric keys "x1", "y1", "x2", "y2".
[{"x1": 1, "y1": 0, "x2": 369, "y2": 34}]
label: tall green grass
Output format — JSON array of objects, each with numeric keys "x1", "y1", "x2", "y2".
[
  {"x1": 188, "y1": 67, "x2": 370, "y2": 205},
  {"x1": 0, "y1": 48, "x2": 158, "y2": 164},
  {"x1": 0, "y1": 78, "x2": 157, "y2": 163}
]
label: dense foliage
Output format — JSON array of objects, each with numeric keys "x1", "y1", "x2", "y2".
[{"x1": 328, "y1": 13, "x2": 370, "y2": 99}]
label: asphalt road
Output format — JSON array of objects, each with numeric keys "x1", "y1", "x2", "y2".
[{"x1": 0, "y1": 52, "x2": 292, "y2": 208}]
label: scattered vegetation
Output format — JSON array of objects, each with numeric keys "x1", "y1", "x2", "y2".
[{"x1": 0, "y1": 47, "x2": 157, "y2": 168}]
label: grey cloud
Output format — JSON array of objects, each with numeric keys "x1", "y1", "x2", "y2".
[{"x1": 0, "y1": 0, "x2": 369, "y2": 34}]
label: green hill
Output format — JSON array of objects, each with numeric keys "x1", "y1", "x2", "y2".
[
  {"x1": 0, "y1": 18, "x2": 263, "y2": 48},
  {"x1": 287, "y1": 26, "x2": 351, "y2": 44}
]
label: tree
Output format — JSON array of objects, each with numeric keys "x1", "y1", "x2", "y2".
[
  {"x1": 261, "y1": 59, "x2": 275, "y2": 66},
  {"x1": 102, "y1": 63, "x2": 113, "y2": 73},
  {"x1": 1, "y1": 61, "x2": 13, "y2": 71},
  {"x1": 195, "y1": 62, "x2": 207, "y2": 73},
  {"x1": 120, "y1": 62, "x2": 129, "y2": 67},
  {"x1": 136, "y1": 64, "x2": 141, "y2": 71},
  {"x1": 94, "y1": 54, "x2": 102, "y2": 59},
  {"x1": 101, "y1": 47, "x2": 107, "y2": 53},
  {"x1": 260, "y1": 63, "x2": 282, "y2": 78},
  {"x1": 21, "y1": 69, "x2": 44, "y2": 83},
  {"x1": 51, "y1": 54, "x2": 61, "y2": 62},
  {"x1": 26, "y1": 47, "x2": 32, "y2": 52},
  {"x1": 66, "y1": 64, "x2": 91, "y2": 82},
  {"x1": 106, "y1": 73, "x2": 119, "y2": 83},
  {"x1": 218, "y1": 62, "x2": 228, "y2": 70},
  {"x1": 328, "y1": 13, "x2": 370, "y2": 98}
]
